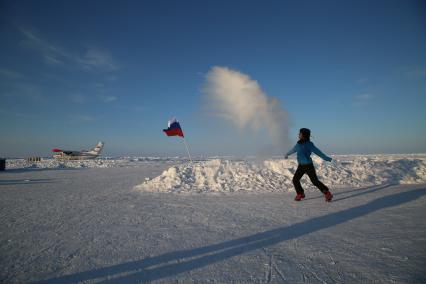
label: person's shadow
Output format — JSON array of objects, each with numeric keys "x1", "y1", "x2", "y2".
[{"x1": 35, "y1": 187, "x2": 426, "y2": 284}]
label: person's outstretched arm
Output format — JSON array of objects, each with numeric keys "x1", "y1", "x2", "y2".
[
  {"x1": 311, "y1": 143, "x2": 332, "y2": 162},
  {"x1": 285, "y1": 145, "x2": 296, "y2": 159}
]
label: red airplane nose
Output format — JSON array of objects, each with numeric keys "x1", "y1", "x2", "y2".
[{"x1": 52, "y1": 148, "x2": 62, "y2": 152}]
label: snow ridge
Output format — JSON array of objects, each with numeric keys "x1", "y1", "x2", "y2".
[{"x1": 135, "y1": 156, "x2": 426, "y2": 193}]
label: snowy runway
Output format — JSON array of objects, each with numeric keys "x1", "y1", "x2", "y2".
[{"x1": 1, "y1": 161, "x2": 425, "y2": 283}]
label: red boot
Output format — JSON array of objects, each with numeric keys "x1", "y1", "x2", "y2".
[
  {"x1": 324, "y1": 191, "x2": 333, "y2": 202},
  {"x1": 294, "y1": 193, "x2": 305, "y2": 201}
]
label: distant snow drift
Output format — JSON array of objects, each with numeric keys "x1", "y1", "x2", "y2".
[
  {"x1": 6, "y1": 155, "x2": 426, "y2": 194},
  {"x1": 5, "y1": 157, "x2": 179, "y2": 169},
  {"x1": 136, "y1": 156, "x2": 426, "y2": 193},
  {"x1": 203, "y1": 66, "x2": 290, "y2": 149}
]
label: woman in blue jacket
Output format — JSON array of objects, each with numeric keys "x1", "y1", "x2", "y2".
[{"x1": 285, "y1": 128, "x2": 333, "y2": 202}]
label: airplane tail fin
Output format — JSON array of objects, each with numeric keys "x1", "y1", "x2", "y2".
[{"x1": 88, "y1": 141, "x2": 104, "y2": 155}]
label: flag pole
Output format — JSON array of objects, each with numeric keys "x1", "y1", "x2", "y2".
[{"x1": 182, "y1": 137, "x2": 193, "y2": 163}]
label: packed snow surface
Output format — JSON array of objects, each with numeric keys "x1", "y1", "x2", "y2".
[
  {"x1": 136, "y1": 155, "x2": 426, "y2": 193},
  {"x1": 1, "y1": 164, "x2": 425, "y2": 283}
]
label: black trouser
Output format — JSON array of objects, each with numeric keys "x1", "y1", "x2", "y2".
[{"x1": 292, "y1": 163, "x2": 329, "y2": 194}]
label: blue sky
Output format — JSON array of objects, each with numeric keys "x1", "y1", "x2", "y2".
[{"x1": 1, "y1": 0, "x2": 425, "y2": 157}]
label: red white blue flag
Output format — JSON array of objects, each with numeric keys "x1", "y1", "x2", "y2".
[{"x1": 163, "y1": 118, "x2": 184, "y2": 138}]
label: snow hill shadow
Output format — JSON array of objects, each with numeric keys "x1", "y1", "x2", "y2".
[
  {"x1": 35, "y1": 187, "x2": 426, "y2": 284},
  {"x1": 3, "y1": 168, "x2": 85, "y2": 173},
  {"x1": 0, "y1": 179, "x2": 55, "y2": 186}
]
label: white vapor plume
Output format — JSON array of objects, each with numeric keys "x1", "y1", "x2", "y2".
[{"x1": 203, "y1": 66, "x2": 290, "y2": 151}]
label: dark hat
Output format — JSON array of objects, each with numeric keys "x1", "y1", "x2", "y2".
[{"x1": 299, "y1": 128, "x2": 311, "y2": 139}]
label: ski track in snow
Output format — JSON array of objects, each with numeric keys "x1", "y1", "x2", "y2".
[{"x1": 0, "y1": 156, "x2": 425, "y2": 283}]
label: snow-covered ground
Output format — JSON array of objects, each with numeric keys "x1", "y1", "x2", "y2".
[{"x1": 1, "y1": 155, "x2": 426, "y2": 283}]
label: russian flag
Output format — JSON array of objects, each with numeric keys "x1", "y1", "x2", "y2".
[{"x1": 163, "y1": 118, "x2": 184, "y2": 138}]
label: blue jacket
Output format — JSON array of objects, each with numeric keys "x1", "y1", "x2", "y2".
[{"x1": 286, "y1": 141, "x2": 332, "y2": 165}]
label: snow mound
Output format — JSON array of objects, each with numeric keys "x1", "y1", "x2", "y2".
[{"x1": 135, "y1": 156, "x2": 426, "y2": 193}]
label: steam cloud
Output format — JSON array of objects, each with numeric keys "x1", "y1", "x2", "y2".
[{"x1": 203, "y1": 66, "x2": 290, "y2": 150}]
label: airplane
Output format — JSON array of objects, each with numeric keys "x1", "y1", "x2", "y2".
[{"x1": 52, "y1": 141, "x2": 105, "y2": 160}]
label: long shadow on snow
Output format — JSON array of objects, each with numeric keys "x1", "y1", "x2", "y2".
[{"x1": 35, "y1": 187, "x2": 426, "y2": 284}]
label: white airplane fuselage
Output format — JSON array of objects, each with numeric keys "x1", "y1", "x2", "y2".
[
  {"x1": 52, "y1": 153, "x2": 99, "y2": 160},
  {"x1": 52, "y1": 142, "x2": 104, "y2": 160}
]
